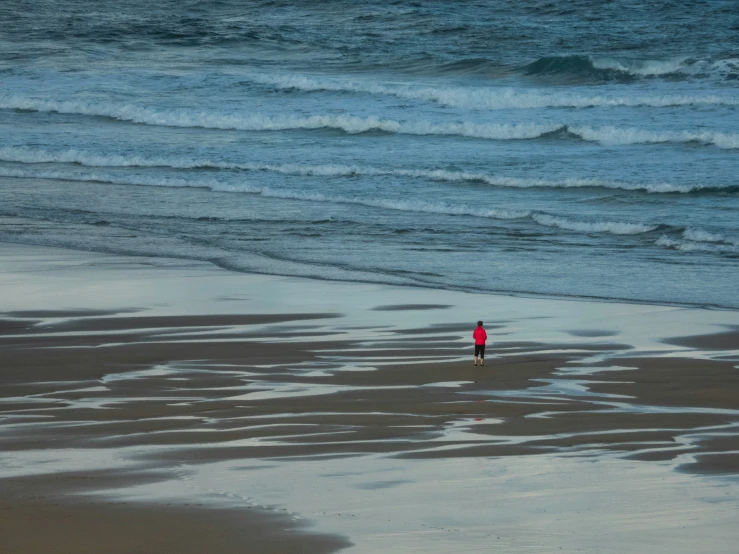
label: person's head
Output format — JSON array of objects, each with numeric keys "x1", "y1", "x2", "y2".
[{"x1": 477, "y1": 320, "x2": 483, "y2": 327}]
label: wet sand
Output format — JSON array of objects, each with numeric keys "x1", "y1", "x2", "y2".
[
  {"x1": 1, "y1": 498, "x2": 349, "y2": 554},
  {"x1": 1, "y1": 243, "x2": 738, "y2": 553}
]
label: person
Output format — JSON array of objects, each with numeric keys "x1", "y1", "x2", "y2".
[{"x1": 473, "y1": 320, "x2": 487, "y2": 366}]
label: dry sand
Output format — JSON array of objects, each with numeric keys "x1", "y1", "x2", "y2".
[{"x1": 1, "y1": 243, "x2": 738, "y2": 553}]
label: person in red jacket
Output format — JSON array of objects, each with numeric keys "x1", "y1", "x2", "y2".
[{"x1": 473, "y1": 320, "x2": 487, "y2": 366}]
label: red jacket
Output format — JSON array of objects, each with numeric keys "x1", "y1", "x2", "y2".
[{"x1": 473, "y1": 327, "x2": 487, "y2": 345}]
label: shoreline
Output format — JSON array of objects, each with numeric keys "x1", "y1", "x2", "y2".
[
  {"x1": 1, "y1": 242, "x2": 738, "y2": 553},
  {"x1": 1, "y1": 229, "x2": 737, "y2": 312}
]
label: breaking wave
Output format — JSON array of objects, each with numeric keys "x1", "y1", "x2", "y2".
[
  {"x1": 525, "y1": 55, "x2": 680, "y2": 79},
  {"x1": 568, "y1": 125, "x2": 739, "y2": 149},
  {"x1": 523, "y1": 55, "x2": 739, "y2": 81},
  {"x1": 1, "y1": 146, "x2": 733, "y2": 194},
  {"x1": 683, "y1": 228, "x2": 739, "y2": 247},
  {"x1": 656, "y1": 235, "x2": 738, "y2": 254},
  {"x1": 532, "y1": 214, "x2": 656, "y2": 235},
  {"x1": 655, "y1": 227, "x2": 739, "y2": 254},
  {"x1": 244, "y1": 73, "x2": 739, "y2": 109},
  {"x1": 4, "y1": 98, "x2": 739, "y2": 149},
  {"x1": 0, "y1": 166, "x2": 659, "y2": 236},
  {"x1": 0, "y1": 96, "x2": 557, "y2": 138}
]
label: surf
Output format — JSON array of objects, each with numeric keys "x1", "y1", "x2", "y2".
[
  {"x1": 0, "y1": 146, "x2": 735, "y2": 194},
  {"x1": 0, "y1": 166, "x2": 665, "y2": 237},
  {"x1": 242, "y1": 73, "x2": 739, "y2": 109}
]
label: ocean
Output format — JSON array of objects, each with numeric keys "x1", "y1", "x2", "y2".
[{"x1": 1, "y1": 0, "x2": 737, "y2": 308}]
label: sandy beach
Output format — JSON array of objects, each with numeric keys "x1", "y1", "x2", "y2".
[
  {"x1": 4, "y1": 2, "x2": 739, "y2": 552},
  {"x1": 1, "y1": 242, "x2": 738, "y2": 553}
]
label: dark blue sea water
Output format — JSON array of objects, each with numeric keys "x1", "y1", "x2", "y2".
[{"x1": 0, "y1": 0, "x2": 737, "y2": 307}]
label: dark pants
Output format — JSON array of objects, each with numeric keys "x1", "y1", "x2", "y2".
[{"x1": 474, "y1": 344, "x2": 485, "y2": 358}]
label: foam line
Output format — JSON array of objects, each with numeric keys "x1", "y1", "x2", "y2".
[
  {"x1": 0, "y1": 166, "x2": 661, "y2": 236},
  {"x1": 0, "y1": 96, "x2": 560, "y2": 139},
  {"x1": 656, "y1": 236, "x2": 738, "y2": 254},
  {"x1": 569, "y1": 125, "x2": 739, "y2": 149},
  {"x1": 524, "y1": 54, "x2": 739, "y2": 80},
  {"x1": 245, "y1": 73, "x2": 739, "y2": 109},
  {"x1": 4, "y1": 97, "x2": 739, "y2": 149},
  {"x1": 532, "y1": 214, "x2": 656, "y2": 235},
  {"x1": 682, "y1": 228, "x2": 738, "y2": 246},
  {"x1": 0, "y1": 146, "x2": 730, "y2": 194}
]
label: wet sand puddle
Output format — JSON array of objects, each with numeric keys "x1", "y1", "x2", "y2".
[{"x1": 1, "y1": 307, "x2": 738, "y2": 552}]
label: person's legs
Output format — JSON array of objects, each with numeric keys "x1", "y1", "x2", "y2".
[
  {"x1": 474, "y1": 344, "x2": 481, "y2": 366},
  {"x1": 480, "y1": 345, "x2": 485, "y2": 366}
]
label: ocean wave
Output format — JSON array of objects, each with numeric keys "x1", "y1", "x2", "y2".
[
  {"x1": 0, "y1": 146, "x2": 733, "y2": 194},
  {"x1": 568, "y1": 125, "x2": 739, "y2": 149},
  {"x1": 0, "y1": 96, "x2": 402, "y2": 134},
  {"x1": 591, "y1": 57, "x2": 689, "y2": 77},
  {"x1": 245, "y1": 73, "x2": 739, "y2": 109},
  {"x1": 0, "y1": 96, "x2": 561, "y2": 138},
  {"x1": 657, "y1": 226, "x2": 739, "y2": 254},
  {"x1": 524, "y1": 55, "x2": 685, "y2": 79},
  {"x1": 532, "y1": 214, "x2": 656, "y2": 235},
  {"x1": 226, "y1": 185, "x2": 532, "y2": 221},
  {"x1": 0, "y1": 166, "x2": 219, "y2": 190},
  {"x1": 523, "y1": 55, "x2": 739, "y2": 81},
  {"x1": 0, "y1": 166, "x2": 528, "y2": 221},
  {"x1": 0, "y1": 166, "x2": 659, "y2": 237},
  {"x1": 394, "y1": 55, "x2": 693, "y2": 81},
  {"x1": 656, "y1": 235, "x2": 738, "y2": 254},
  {"x1": 4, "y1": 98, "x2": 739, "y2": 150},
  {"x1": 190, "y1": 183, "x2": 660, "y2": 237},
  {"x1": 682, "y1": 228, "x2": 739, "y2": 246}
]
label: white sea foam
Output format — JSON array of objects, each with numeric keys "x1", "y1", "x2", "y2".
[
  {"x1": 527, "y1": 54, "x2": 739, "y2": 80},
  {"x1": 569, "y1": 125, "x2": 739, "y2": 149},
  {"x1": 0, "y1": 166, "x2": 218, "y2": 190},
  {"x1": 5, "y1": 95, "x2": 739, "y2": 150},
  {"x1": 0, "y1": 166, "x2": 659, "y2": 236},
  {"x1": 654, "y1": 56, "x2": 739, "y2": 80},
  {"x1": 656, "y1": 235, "x2": 738, "y2": 254},
  {"x1": 0, "y1": 96, "x2": 558, "y2": 139},
  {"x1": 0, "y1": 146, "x2": 726, "y2": 194},
  {"x1": 4, "y1": 96, "x2": 739, "y2": 149},
  {"x1": 590, "y1": 57, "x2": 689, "y2": 77},
  {"x1": 0, "y1": 166, "x2": 527, "y2": 220},
  {"x1": 532, "y1": 214, "x2": 657, "y2": 235},
  {"x1": 245, "y1": 73, "x2": 739, "y2": 109},
  {"x1": 682, "y1": 228, "x2": 739, "y2": 246},
  {"x1": 211, "y1": 183, "x2": 531, "y2": 220}
]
